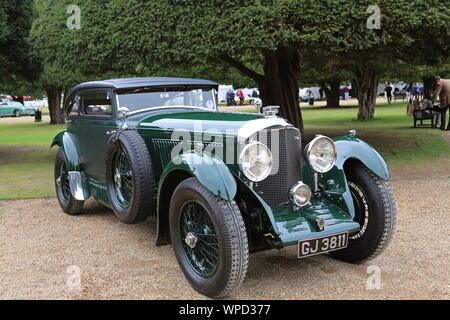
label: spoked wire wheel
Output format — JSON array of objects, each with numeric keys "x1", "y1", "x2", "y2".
[
  {"x1": 169, "y1": 177, "x2": 249, "y2": 298},
  {"x1": 111, "y1": 148, "x2": 134, "y2": 209},
  {"x1": 54, "y1": 148, "x2": 84, "y2": 215},
  {"x1": 179, "y1": 200, "x2": 220, "y2": 278}
]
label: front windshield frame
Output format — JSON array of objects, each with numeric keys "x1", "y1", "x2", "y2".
[{"x1": 116, "y1": 85, "x2": 218, "y2": 114}]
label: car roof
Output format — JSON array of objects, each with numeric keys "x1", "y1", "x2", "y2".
[{"x1": 71, "y1": 77, "x2": 219, "y2": 93}]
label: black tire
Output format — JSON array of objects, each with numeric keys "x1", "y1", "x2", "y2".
[
  {"x1": 105, "y1": 130, "x2": 154, "y2": 224},
  {"x1": 54, "y1": 148, "x2": 84, "y2": 215},
  {"x1": 330, "y1": 163, "x2": 396, "y2": 263},
  {"x1": 169, "y1": 177, "x2": 249, "y2": 298},
  {"x1": 14, "y1": 109, "x2": 20, "y2": 117}
]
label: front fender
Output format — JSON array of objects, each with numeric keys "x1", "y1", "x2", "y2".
[
  {"x1": 155, "y1": 151, "x2": 237, "y2": 246},
  {"x1": 302, "y1": 136, "x2": 390, "y2": 219},
  {"x1": 158, "y1": 151, "x2": 237, "y2": 201},
  {"x1": 51, "y1": 131, "x2": 81, "y2": 172},
  {"x1": 333, "y1": 136, "x2": 390, "y2": 180}
]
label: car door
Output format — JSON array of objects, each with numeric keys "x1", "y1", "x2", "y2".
[
  {"x1": 0, "y1": 102, "x2": 8, "y2": 116},
  {"x1": 70, "y1": 88, "x2": 117, "y2": 181}
]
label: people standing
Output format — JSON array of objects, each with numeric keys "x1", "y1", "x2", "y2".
[
  {"x1": 432, "y1": 76, "x2": 450, "y2": 130},
  {"x1": 236, "y1": 89, "x2": 244, "y2": 106},
  {"x1": 412, "y1": 82, "x2": 420, "y2": 100},
  {"x1": 306, "y1": 89, "x2": 314, "y2": 105},
  {"x1": 343, "y1": 85, "x2": 350, "y2": 100},
  {"x1": 226, "y1": 89, "x2": 232, "y2": 106},
  {"x1": 385, "y1": 82, "x2": 393, "y2": 104},
  {"x1": 319, "y1": 87, "x2": 324, "y2": 100},
  {"x1": 252, "y1": 89, "x2": 259, "y2": 98}
]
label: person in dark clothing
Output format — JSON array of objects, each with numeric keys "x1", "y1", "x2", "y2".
[
  {"x1": 252, "y1": 89, "x2": 259, "y2": 98},
  {"x1": 319, "y1": 88, "x2": 324, "y2": 100},
  {"x1": 385, "y1": 83, "x2": 393, "y2": 104},
  {"x1": 226, "y1": 89, "x2": 236, "y2": 106}
]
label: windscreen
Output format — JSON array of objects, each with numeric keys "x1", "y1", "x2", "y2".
[{"x1": 117, "y1": 86, "x2": 217, "y2": 113}]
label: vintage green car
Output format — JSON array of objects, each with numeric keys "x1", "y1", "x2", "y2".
[
  {"x1": 0, "y1": 101, "x2": 38, "y2": 117},
  {"x1": 52, "y1": 77, "x2": 396, "y2": 298}
]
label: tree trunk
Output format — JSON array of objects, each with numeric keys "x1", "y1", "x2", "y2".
[
  {"x1": 423, "y1": 76, "x2": 435, "y2": 96},
  {"x1": 319, "y1": 79, "x2": 341, "y2": 108},
  {"x1": 258, "y1": 47, "x2": 303, "y2": 132},
  {"x1": 354, "y1": 69, "x2": 381, "y2": 119},
  {"x1": 46, "y1": 86, "x2": 65, "y2": 124},
  {"x1": 350, "y1": 79, "x2": 358, "y2": 98}
]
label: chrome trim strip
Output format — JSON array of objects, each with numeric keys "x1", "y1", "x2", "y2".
[
  {"x1": 237, "y1": 117, "x2": 291, "y2": 143},
  {"x1": 68, "y1": 171, "x2": 90, "y2": 200}
]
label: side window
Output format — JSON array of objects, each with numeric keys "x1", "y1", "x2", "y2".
[
  {"x1": 81, "y1": 91, "x2": 112, "y2": 116},
  {"x1": 67, "y1": 95, "x2": 80, "y2": 116}
]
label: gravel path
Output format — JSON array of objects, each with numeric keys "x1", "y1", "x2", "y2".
[
  {"x1": 0, "y1": 115, "x2": 50, "y2": 124},
  {"x1": 0, "y1": 180, "x2": 448, "y2": 300}
]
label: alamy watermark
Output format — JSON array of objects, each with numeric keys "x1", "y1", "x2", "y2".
[
  {"x1": 67, "y1": 5, "x2": 81, "y2": 30},
  {"x1": 366, "y1": 5, "x2": 381, "y2": 30},
  {"x1": 366, "y1": 265, "x2": 381, "y2": 290},
  {"x1": 66, "y1": 265, "x2": 82, "y2": 291}
]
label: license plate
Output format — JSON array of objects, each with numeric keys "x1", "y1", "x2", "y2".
[{"x1": 298, "y1": 232, "x2": 348, "y2": 258}]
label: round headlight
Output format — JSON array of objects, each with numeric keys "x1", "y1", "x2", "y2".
[
  {"x1": 290, "y1": 182, "x2": 312, "y2": 207},
  {"x1": 239, "y1": 142, "x2": 272, "y2": 182},
  {"x1": 305, "y1": 135, "x2": 337, "y2": 173}
]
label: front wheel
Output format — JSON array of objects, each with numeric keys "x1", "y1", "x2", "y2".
[
  {"x1": 169, "y1": 177, "x2": 249, "y2": 298},
  {"x1": 330, "y1": 163, "x2": 396, "y2": 263},
  {"x1": 14, "y1": 110, "x2": 20, "y2": 117}
]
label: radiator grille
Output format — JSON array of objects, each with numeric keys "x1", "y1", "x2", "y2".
[
  {"x1": 252, "y1": 127, "x2": 302, "y2": 206},
  {"x1": 152, "y1": 138, "x2": 223, "y2": 169}
]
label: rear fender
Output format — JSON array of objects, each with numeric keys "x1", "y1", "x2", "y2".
[
  {"x1": 51, "y1": 131, "x2": 81, "y2": 172},
  {"x1": 51, "y1": 131, "x2": 89, "y2": 200}
]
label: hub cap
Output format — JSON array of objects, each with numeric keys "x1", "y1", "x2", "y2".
[
  {"x1": 111, "y1": 149, "x2": 133, "y2": 208},
  {"x1": 184, "y1": 232, "x2": 198, "y2": 249},
  {"x1": 179, "y1": 200, "x2": 219, "y2": 278}
]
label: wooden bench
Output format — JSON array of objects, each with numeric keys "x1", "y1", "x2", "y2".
[
  {"x1": 413, "y1": 109, "x2": 434, "y2": 128},
  {"x1": 394, "y1": 92, "x2": 407, "y2": 101}
]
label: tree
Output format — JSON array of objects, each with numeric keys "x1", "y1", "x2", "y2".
[
  {"x1": 0, "y1": 0, "x2": 38, "y2": 93},
  {"x1": 67, "y1": 0, "x2": 360, "y2": 132},
  {"x1": 334, "y1": 0, "x2": 450, "y2": 119},
  {"x1": 29, "y1": 0, "x2": 98, "y2": 124}
]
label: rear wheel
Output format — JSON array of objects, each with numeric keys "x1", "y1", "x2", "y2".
[
  {"x1": 169, "y1": 177, "x2": 248, "y2": 298},
  {"x1": 54, "y1": 148, "x2": 84, "y2": 215},
  {"x1": 14, "y1": 110, "x2": 20, "y2": 117},
  {"x1": 330, "y1": 163, "x2": 396, "y2": 263}
]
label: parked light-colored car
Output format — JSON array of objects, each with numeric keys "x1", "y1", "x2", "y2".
[{"x1": 0, "y1": 101, "x2": 39, "y2": 117}]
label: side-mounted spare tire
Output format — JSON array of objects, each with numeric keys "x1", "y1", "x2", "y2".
[{"x1": 105, "y1": 129, "x2": 155, "y2": 224}]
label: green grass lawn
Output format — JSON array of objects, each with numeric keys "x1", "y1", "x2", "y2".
[
  {"x1": 0, "y1": 122, "x2": 64, "y2": 199},
  {"x1": 0, "y1": 103, "x2": 449, "y2": 200}
]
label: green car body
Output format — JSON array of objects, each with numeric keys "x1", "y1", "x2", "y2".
[
  {"x1": 52, "y1": 77, "x2": 395, "y2": 297},
  {"x1": 0, "y1": 101, "x2": 38, "y2": 117}
]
